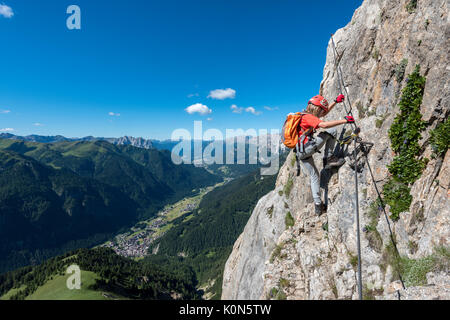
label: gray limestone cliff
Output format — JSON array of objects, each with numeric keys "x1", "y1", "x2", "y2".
[{"x1": 222, "y1": 0, "x2": 449, "y2": 300}]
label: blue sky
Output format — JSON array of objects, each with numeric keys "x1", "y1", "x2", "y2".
[{"x1": 0, "y1": 0, "x2": 362, "y2": 140}]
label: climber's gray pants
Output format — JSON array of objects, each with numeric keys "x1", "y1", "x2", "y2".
[{"x1": 299, "y1": 128, "x2": 338, "y2": 204}]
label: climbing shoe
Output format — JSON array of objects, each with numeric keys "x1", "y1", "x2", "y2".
[
  {"x1": 315, "y1": 202, "x2": 327, "y2": 216},
  {"x1": 324, "y1": 156, "x2": 345, "y2": 170}
]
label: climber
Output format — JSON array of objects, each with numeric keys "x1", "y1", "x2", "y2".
[{"x1": 296, "y1": 94, "x2": 354, "y2": 216}]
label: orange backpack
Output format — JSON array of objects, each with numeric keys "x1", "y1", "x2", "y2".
[{"x1": 281, "y1": 112, "x2": 312, "y2": 149}]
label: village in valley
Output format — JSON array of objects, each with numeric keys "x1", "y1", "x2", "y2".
[{"x1": 101, "y1": 182, "x2": 225, "y2": 259}]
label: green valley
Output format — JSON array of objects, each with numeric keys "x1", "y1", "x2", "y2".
[
  {"x1": 145, "y1": 164, "x2": 283, "y2": 299},
  {"x1": 0, "y1": 135, "x2": 285, "y2": 300},
  {"x1": 0, "y1": 138, "x2": 221, "y2": 273},
  {"x1": 100, "y1": 180, "x2": 229, "y2": 258}
]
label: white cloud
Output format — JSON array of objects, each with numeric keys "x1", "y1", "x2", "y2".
[
  {"x1": 206, "y1": 117, "x2": 213, "y2": 121},
  {"x1": 231, "y1": 104, "x2": 243, "y2": 114},
  {"x1": 187, "y1": 93, "x2": 199, "y2": 98},
  {"x1": 0, "y1": 128, "x2": 14, "y2": 132},
  {"x1": 245, "y1": 107, "x2": 262, "y2": 115},
  {"x1": 108, "y1": 112, "x2": 121, "y2": 117},
  {"x1": 264, "y1": 106, "x2": 279, "y2": 111},
  {"x1": 33, "y1": 123, "x2": 44, "y2": 127},
  {"x1": 231, "y1": 105, "x2": 262, "y2": 115},
  {"x1": 0, "y1": 110, "x2": 11, "y2": 114},
  {"x1": 208, "y1": 88, "x2": 236, "y2": 100},
  {"x1": 0, "y1": 5, "x2": 13, "y2": 18},
  {"x1": 185, "y1": 103, "x2": 212, "y2": 115}
]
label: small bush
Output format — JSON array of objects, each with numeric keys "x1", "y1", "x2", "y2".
[
  {"x1": 268, "y1": 287, "x2": 287, "y2": 300},
  {"x1": 267, "y1": 205, "x2": 274, "y2": 219},
  {"x1": 406, "y1": 0, "x2": 418, "y2": 13},
  {"x1": 429, "y1": 118, "x2": 449, "y2": 157},
  {"x1": 433, "y1": 246, "x2": 450, "y2": 271},
  {"x1": 363, "y1": 284, "x2": 384, "y2": 300},
  {"x1": 290, "y1": 154, "x2": 297, "y2": 167},
  {"x1": 283, "y1": 178, "x2": 294, "y2": 197},
  {"x1": 348, "y1": 252, "x2": 358, "y2": 269},
  {"x1": 270, "y1": 243, "x2": 284, "y2": 263},
  {"x1": 279, "y1": 278, "x2": 290, "y2": 288},
  {"x1": 381, "y1": 237, "x2": 402, "y2": 278},
  {"x1": 276, "y1": 290, "x2": 287, "y2": 300},
  {"x1": 367, "y1": 198, "x2": 382, "y2": 228},
  {"x1": 285, "y1": 212, "x2": 295, "y2": 229},
  {"x1": 408, "y1": 240, "x2": 419, "y2": 254},
  {"x1": 400, "y1": 256, "x2": 435, "y2": 286},
  {"x1": 381, "y1": 243, "x2": 450, "y2": 287},
  {"x1": 382, "y1": 178, "x2": 413, "y2": 220},
  {"x1": 375, "y1": 117, "x2": 384, "y2": 128},
  {"x1": 365, "y1": 200, "x2": 383, "y2": 251},
  {"x1": 372, "y1": 48, "x2": 380, "y2": 60},
  {"x1": 388, "y1": 154, "x2": 426, "y2": 185},
  {"x1": 330, "y1": 279, "x2": 338, "y2": 298},
  {"x1": 268, "y1": 287, "x2": 279, "y2": 299}
]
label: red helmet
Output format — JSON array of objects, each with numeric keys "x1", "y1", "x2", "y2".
[{"x1": 308, "y1": 95, "x2": 329, "y2": 111}]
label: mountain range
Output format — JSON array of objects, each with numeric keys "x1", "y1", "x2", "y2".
[
  {"x1": 0, "y1": 133, "x2": 283, "y2": 155},
  {"x1": 0, "y1": 133, "x2": 166, "y2": 150}
]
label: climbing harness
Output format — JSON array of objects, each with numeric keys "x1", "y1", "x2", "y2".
[{"x1": 330, "y1": 34, "x2": 406, "y2": 300}]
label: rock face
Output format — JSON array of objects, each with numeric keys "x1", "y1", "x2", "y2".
[
  {"x1": 111, "y1": 136, "x2": 154, "y2": 149},
  {"x1": 222, "y1": 0, "x2": 449, "y2": 300}
]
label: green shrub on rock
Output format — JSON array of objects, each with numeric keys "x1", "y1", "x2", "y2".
[
  {"x1": 384, "y1": 65, "x2": 427, "y2": 220},
  {"x1": 285, "y1": 212, "x2": 294, "y2": 229},
  {"x1": 429, "y1": 118, "x2": 449, "y2": 157}
]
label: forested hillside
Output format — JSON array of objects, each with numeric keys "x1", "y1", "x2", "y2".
[
  {"x1": 146, "y1": 161, "x2": 284, "y2": 299},
  {"x1": 0, "y1": 139, "x2": 221, "y2": 273},
  {"x1": 0, "y1": 247, "x2": 200, "y2": 300},
  {"x1": 0, "y1": 163, "x2": 282, "y2": 300}
]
